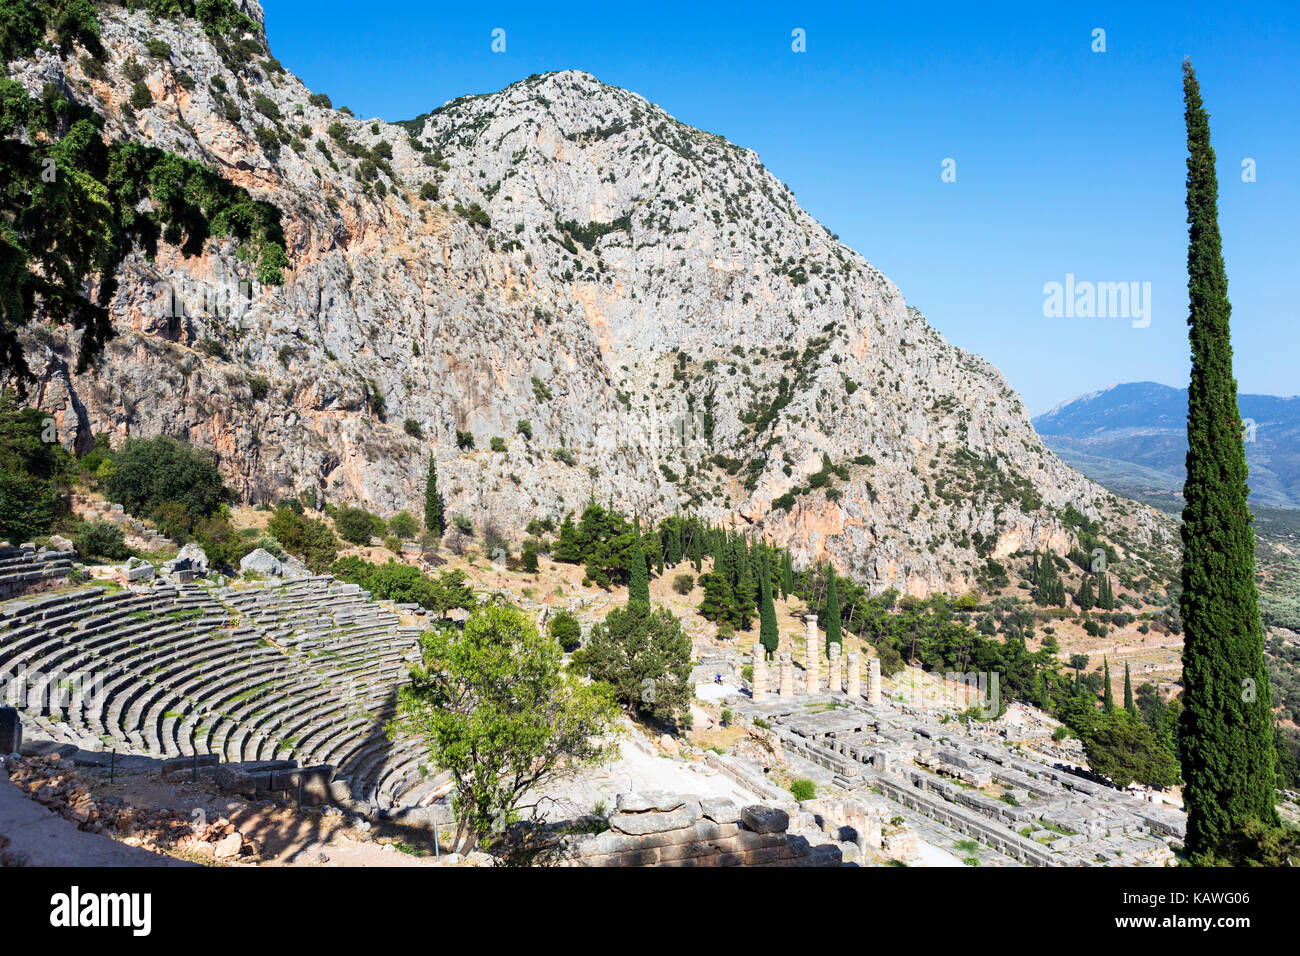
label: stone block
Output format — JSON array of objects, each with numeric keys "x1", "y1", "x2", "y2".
[
  {"x1": 699, "y1": 796, "x2": 738, "y2": 823},
  {"x1": 609, "y1": 801, "x2": 701, "y2": 835},
  {"x1": 740, "y1": 805, "x2": 790, "y2": 834}
]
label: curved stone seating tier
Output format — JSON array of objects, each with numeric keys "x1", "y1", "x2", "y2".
[
  {"x1": 0, "y1": 547, "x2": 76, "y2": 597},
  {"x1": 0, "y1": 576, "x2": 429, "y2": 806}
]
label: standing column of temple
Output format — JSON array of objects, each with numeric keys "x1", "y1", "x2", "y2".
[
  {"x1": 804, "y1": 615, "x2": 820, "y2": 694},
  {"x1": 751, "y1": 642, "x2": 768, "y2": 702},
  {"x1": 846, "y1": 652, "x2": 862, "y2": 699},
  {"x1": 828, "y1": 643, "x2": 842, "y2": 694},
  {"x1": 779, "y1": 653, "x2": 794, "y2": 697},
  {"x1": 867, "y1": 657, "x2": 882, "y2": 706}
]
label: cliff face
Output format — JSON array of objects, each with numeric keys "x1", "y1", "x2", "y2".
[{"x1": 7, "y1": 7, "x2": 1177, "y2": 595}]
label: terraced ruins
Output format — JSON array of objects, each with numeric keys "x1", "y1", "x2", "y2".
[
  {"x1": 0, "y1": 562, "x2": 435, "y2": 810},
  {"x1": 0, "y1": 537, "x2": 1206, "y2": 867}
]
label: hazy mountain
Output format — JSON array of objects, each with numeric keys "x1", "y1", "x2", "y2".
[{"x1": 1034, "y1": 382, "x2": 1300, "y2": 509}]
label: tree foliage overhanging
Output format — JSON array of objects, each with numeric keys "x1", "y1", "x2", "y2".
[{"x1": 1, "y1": 2, "x2": 287, "y2": 388}]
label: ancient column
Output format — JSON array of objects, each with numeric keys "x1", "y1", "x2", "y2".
[
  {"x1": 779, "y1": 653, "x2": 794, "y2": 697},
  {"x1": 867, "y1": 657, "x2": 882, "y2": 706},
  {"x1": 846, "y1": 652, "x2": 862, "y2": 699},
  {"x1": 828, "y1": 643, "x2": 842, "y2": 694},
  {"x1": 751, "y1": 642, "x2": 768, "y2": 702},
  {"x1": 805, "y1": 615, "x2": 820, "y2": 694}
]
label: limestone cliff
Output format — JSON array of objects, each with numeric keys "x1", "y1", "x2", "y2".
[{"x1": 5, "y1": 5, "x2": 1177, "y2": 595}]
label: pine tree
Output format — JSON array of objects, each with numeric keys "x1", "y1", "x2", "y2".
[
  {"x1": 553, "y1": 513, "x2": 582, "y2": 563},
  {"x1": 1124, "y1": 661, "x2": 1136, "y2": 715},
  {"x1": 1103, "y1": 657, "x2": 1114, "y2": 712},
  {"x1": 1076, "y1": 575, "x2": 1095, "y2": 611},
  {"x1": 1178, "y1": 60, "x2": 1278, "y2": 859},
  {"x1": 699, "y1": 565, "x2": 734, "y2": 626},
  {"x1": 423, "y1": 454, "x2": 444, "y2": 537},
  {"x1": 780, "y1": 551, "x2": 794, "y2": 599},
  {"x1": 824, "y1": 566, "x2": 842, "y2": 653},
  {"x1": 758, "y1": 554, "x2": 779, "y2": 658},
  {"x1": 628, "y1": 517, "x2": 650, "y2": 606}
]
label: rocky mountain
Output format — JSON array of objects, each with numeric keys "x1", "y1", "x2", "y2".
[
  {"x1": 5, "y1": 1, "x2": 1177, "y2": 596},
  {"x1": 1034, "y1": 382, "x2": 1300, "y2": 510}
]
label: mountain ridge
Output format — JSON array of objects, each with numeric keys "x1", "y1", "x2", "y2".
[
  {"x1": 4, "y1": 6, "x2": 1178, "y2": 597},
  {"x1": 1034, "y1": 381, "x2": 1300, "y2": 509}
]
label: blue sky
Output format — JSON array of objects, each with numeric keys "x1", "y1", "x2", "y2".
[{"x1": 262, "y1": 0, "x2": 1299, "y2": 415}]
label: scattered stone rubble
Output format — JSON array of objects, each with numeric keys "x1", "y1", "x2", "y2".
[{"x1": 3, "y1": 754, "x2": 259, "y2": 860}]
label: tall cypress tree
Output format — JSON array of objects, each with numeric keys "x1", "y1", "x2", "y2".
[
  {"x1": 1123, "y1": 661, "x2": 1136, "y2": 715},
  {"x1": 1178, "y1": 60, "x2": 1278, "y2": 860},
  {"x1": 423, "y1": 454, "x2": 444, "y2": 537},
  {"x1": 1076, "y1": 575, "x2": 1095, "y2": 611},
  {"x1": 1103, "y1": 657, "x2": 1114, "y2": 712},
  {"x1": 628, "y1": 516, "x2": 650, "y2": 605},
  {"x1": 1097, "y1": 574, "x2": 1115, "y2": 611},
  {"x1": 781, "y1": 551, "x2": 794, "y2": 599},
  {"x1": 824, "y1": 567, "x2": 842, "y2": 653},
  {"x1": 733, "y1": 543, "x2": 757, "y2": 631},
  {"x1": 758, "y1": 554, "x2": 779, "y2": 658}
]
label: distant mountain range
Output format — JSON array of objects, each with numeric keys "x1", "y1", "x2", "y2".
[{"x1": 1033, "y1": 382, "x2": 1300, "y2": 511}]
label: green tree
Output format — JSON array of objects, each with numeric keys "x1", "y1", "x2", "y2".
[
  {"x1": 334, "y1": 505, "x2": 385, "y2": 545},
  {"x1": 584, "y1": 601, "x2": 693, "y2": 724},
  {"x1": 389, "y1": 605, "x2": 619, "y2": 854},
  {"x1": 0, "y1": 390, "x2": 73, "y2": 541},
  {"x1": 732, "y1": 541, "x2": 756, "y2": 631},
  {"x1": 427, "y1": 568, "x2": 475, "y2": 618},
  {"x1": 266, "y1": 505, "x2": 338, "y2": 572},
  {"x1": 520, "y1": 540, "x2": 539, "y2": 573},
  {"x1": 1177, "y1": 61, "x2": 1279, "y2": 860},
  {"x1": 1124, "y1": 661, "x2": 1136, "y2": 715},
  {"x1": 1075, "y1": 575, "x2": 1095, "y2": 611},
  {"x1": 1103, "y1": 657, "x2": 1114, "y2": 712},
  {"x1": 547, "y1": 609, "x2": 581, "y2": 652},
  {"x1": 423, "y1": 454, "x2": 444, "y2": 538},
  {"x1": 758, "y1": 553, "x2": 779, "y2": 659},
  {"x1": 628, "y1": 517, "x2": 649, "y2": 605},
  {"x1": 387, "y1": 510, "x2": 419, "y2": 540},
  {"x1": 105, "y1": 435, "x2": 227, "y2": 519},
  {"x1": 824, "y1": 566, "x2": 842, "y2": 653},
  {"x1": 1080, "y1": 710, "x2": 1181, "y2": 789},
  {"x1": 1097, "y1": 574, "x2": 1115, "y2": 611}
]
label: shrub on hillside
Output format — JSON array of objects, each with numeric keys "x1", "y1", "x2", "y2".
[
  {"x1": 266, "y1": 505, "x2": 338, "y2": 572},
  {"x1": 74, "y1": 520, "x2": 129, "y2": 561},
  {"x1": 334, "y1": 506, "x2": 386, "y2": 546},
  {"x1": 387, "y1": 511, "x2": 419, "y2": 540},
  {"x1": 548, "y1": 609, "x2": 581, "y2": 652}
]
